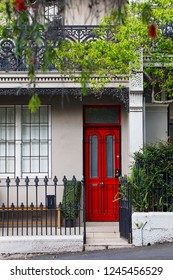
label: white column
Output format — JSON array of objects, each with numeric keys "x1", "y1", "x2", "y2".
[
  {"x1": 129, "y1": 50, "x2": 144, "y2": 157},
  {"x1": 129, "y1": 92, "x2": 143, "y2": 156}
]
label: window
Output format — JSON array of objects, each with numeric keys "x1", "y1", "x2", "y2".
[
  {"x1": 0, "y1": 107, "x2": 15, "y2": 174},
  {"x1": 0, "y1": 105, "x2": 51, "y2": 178},
  {"x1": 85, "y1": 107, "x2": 120, "y2": 124}
]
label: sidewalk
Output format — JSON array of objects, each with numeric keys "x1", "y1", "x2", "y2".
[{"x1": 1, "y1": 242, "x2": 173, "y2": 260}]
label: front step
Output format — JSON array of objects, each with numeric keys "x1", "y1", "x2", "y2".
[
  {"x1": 84, "y1": 243, "x2": 133, "y2": 251},
  {"x1": 84, "y1": 222, "x2": 132, "y2": 251}
]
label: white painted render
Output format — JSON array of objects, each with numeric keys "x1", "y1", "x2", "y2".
[
  {"x1": 65, "y1": 0, "x2": 118, "y2": 25},
  {"x1": 51, "y1": 94, "x2": 130, "y2": 180},
  {"x1": 132, "y1": 212, "x2": 173, "y2": 246},
  {"x1": 145, "y1": 104, "x2": 168, "y2": 144},
  {"x1": 0, "y1": 94, "x2": 129, "y2": 205},
  {"x1": 0, "y1": 235, "x2": 83, "y2": 254},
  {"x1": 129, "y1": 92, "x2": 144, "y2": 161}
]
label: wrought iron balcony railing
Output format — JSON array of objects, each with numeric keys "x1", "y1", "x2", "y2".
[
  {"x1": 0, "y1": 25, "x2": 114, "y2": 72},
  {"x1": 0, "y1": 22, "x2": 172, "y2": 72}
]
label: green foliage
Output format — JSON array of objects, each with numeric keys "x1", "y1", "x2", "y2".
[
  {"x1": 61, "y1": 181, "x2": 81, "y2": 220},
  {"x1": 28, "y1": 94, "x2": 41, "y2": 113},
  {"x1": 2, "y1": 1, "x2": 173, "y2": 106},
  {"x1": 130, "y1": 142, "x2": 173, "y2": 211},
  {"x1": 52, "y1": 0, "x2": 173, "y2": 100}
]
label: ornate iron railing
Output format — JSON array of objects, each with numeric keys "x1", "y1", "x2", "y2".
[
  {"x1": 0, "y1": 25, "x2": 113, "y2": 72},
  {"x1": 1, "y1": 22, "x2": 173, "y2": 72},
  {"x1": 0, "y1": 176, "x2": 85, "y2": 237}
]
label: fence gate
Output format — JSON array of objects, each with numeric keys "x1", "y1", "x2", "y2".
[{"x1": 119, "y1": 176, "x2": 132, "y2": 243}]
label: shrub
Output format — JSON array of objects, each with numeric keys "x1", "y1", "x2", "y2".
[
  {"x1": 130, "y1": 142, "x2": 173, "y2": 212},
  {"x1": 61, "y1": 180, "x2": 81, "y2": 220}
]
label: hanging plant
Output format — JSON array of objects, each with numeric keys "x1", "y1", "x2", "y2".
[{"x1": 148, "y1": 22, "x2": 157, "y2": 39}]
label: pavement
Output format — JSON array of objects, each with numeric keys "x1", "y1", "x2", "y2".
[{"x1": 1, "y1": 242, "x2": 173, "y2": 260}]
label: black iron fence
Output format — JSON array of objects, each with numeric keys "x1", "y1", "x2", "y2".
[
  {"x1": 119, "y1": 176, "x2": 132, "y2": 243},
  {"x1": 132, "y1": 159, "x2": 173, "y2": 212},
  {"x1": 120, "y1": 159, "x2": 173, "y2": 212},
  {"x1": 0, "y1": 176, "x2": 85, "y2": 237},
  {"x1": 119, "y1": 157, "x2": 173, "y2": 243}
]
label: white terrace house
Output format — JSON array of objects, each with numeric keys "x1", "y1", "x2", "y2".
[{"x1": 0, "y1": 0, "x2": 172, "y2": 247}]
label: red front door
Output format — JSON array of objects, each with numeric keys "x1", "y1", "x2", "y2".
[{"x1": 85, "y1": 127, "x2": 120, "y2": 221}]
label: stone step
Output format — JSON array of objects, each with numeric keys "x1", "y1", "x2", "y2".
[
  {"x1": 84, "y1": 222, "x2": 131, "y2": 251},
  {"x1": 86, "y1": 232, "x2": 120, "y2": 239},
  {"x1": 86, "y1": 227, "x2": 119, "y2": 233},
  {"x1": 86, "y1": 222, "x2": 119, "y2": 233},
  {"x1": 84, "y1": 242, "x2": 133, "y2": 251},
  {"x1": 86, "y1": 238, "x2": 130, "y2": 245},
  {"x1": 86, "y1": 222, "x2": 119, "y2": 226}
]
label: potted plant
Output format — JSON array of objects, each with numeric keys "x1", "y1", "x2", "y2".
[{"x1": 61, "y1": 177, "x2": 81, "y2": 227}]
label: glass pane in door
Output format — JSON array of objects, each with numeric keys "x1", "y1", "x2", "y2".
[
  {"x1": 106, "y1": 135, "x2": 114, "y2": 177},
  {"x1": 90, "y1": 135, "x2": 98, "y2": 178}
]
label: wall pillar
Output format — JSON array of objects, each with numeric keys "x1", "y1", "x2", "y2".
[
  {"x1": 129, "y1": 92, "x2": 144, "y2": 156},
  {"x1": 129, "y1": 50, "x2": 144, "y2": 158}
]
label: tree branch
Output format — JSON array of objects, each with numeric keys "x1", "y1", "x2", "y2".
[
  {"x1": 151, "y1": 85, "x2": 173, "y2": 104},
  {"x1": 133, "y1": 70, "x2": 173, "y2": 104}
]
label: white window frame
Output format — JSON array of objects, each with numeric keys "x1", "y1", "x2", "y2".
[{"x1": 0, "y1": 105, "x2": 51, "y2": 178}]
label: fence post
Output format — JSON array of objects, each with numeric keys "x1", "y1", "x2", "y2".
[
  {"x1": 72, "y1": 176, "x2": 77, "y2": 232},
  {"x1": 15, "y1": 177, "x2": 20, "y2": 236},
  {"x1": 53, "y1": 176, "x2": 58, "y2": 206},
  {"x1": 62, "y1": 176, "x2": 67, "y2": 234},
  {"x1": 53, "y1": 176, "x2": 58, "y2": 235},
  {"x1": 11, "y1": 203, "x2": 14, "y2": 236},
  {"x1": 44, "y1": 176, "x2": 48, "y2": 206},
  {"x1": 82, "y1": 177, "x2": 86, "y2": 244},
  {"x1": 25, "y1": 176, "x2": 29, "y2": 235},
  {"x1": 34, "y1": 176, "x2": 39, "y2": 235},
  {"x1": 128, "y1": 181, "x2": 132, "y2": 244},
  {"x1": 6, "y1": 177, "x2": 10, "y2": 209},
  {"x1": 6, "y1": 177, "x2": 10, "y2": 237}
]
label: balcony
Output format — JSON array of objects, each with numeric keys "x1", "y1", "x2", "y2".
[{"x1": 0, "y1": 25, "x2": 114, "y2": 72}]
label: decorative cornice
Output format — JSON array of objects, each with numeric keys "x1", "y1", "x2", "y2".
[
  {"x1": 0, "y1": 87, "x2": 129, "y2": 111},
  {"x1": 0, "y1": 72, "x2": 129, "y2": 84}
]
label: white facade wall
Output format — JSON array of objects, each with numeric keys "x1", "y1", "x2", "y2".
[
  {"x1": 65, "y1": 0, "x2": 119, "y2": 25},
  {"x1": 51, "y1": 94, "x2": 129, "y2": 179},
  {"x1": 145, "y1": 104, "x2": 168, "y2": 144},
  {"x1": 52, "y1": 97, "x2": 83, "y2": 180},
  {"x1": 0, "y1": 94, "x2": 129, "y2": 204},
  {"x1": 132, "y1": 212, "x2": 173, "y2": 246}
]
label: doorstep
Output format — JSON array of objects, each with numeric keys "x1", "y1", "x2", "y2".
[{"x1": 84, "y1": 222, "x2": 133, "y2": 251}]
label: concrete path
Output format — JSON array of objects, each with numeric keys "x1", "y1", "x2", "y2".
[{"x1": 1, "y1": 242, "x2": 173, "y2": 260}]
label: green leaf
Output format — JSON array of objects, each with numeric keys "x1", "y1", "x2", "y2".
[{"x1": 28, "y1": 95, "x2": 41, "y2": 113}]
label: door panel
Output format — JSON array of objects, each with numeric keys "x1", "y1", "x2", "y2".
[{"x1": 85, "y1": 127, "x2": 120, "y2": 221}]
